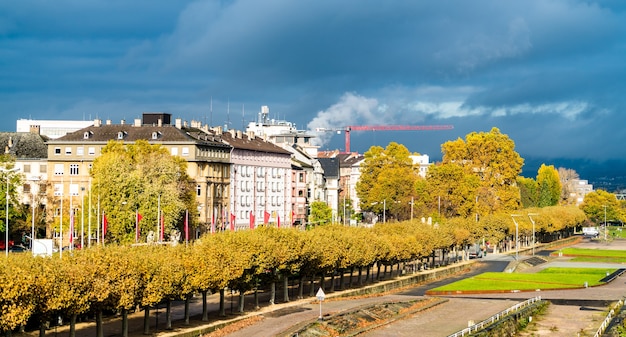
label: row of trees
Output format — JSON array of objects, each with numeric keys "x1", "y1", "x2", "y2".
[
  {"x1": 356, "y1": 128, "x2": 626, "y2": 225},
  {"x1": 1, "y1": 204, "x2": 586, "y2": 337}
]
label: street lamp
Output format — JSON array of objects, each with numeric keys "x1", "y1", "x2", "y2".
[
  {"x1": 2, "y1": 167, "x2": 19, "y2": 256},
  {"x1": 528, "y1": 213, "x2": 538, "y2": 256},
  {"x1": 29, "y1": 177, "x2": 41, "y2": 252},
  {"x1": 511, "y1": 214, "x2": 522, "y2": 260},
  {"x1": 603, "y1": 205, "x2": 608, "y2": 242}
]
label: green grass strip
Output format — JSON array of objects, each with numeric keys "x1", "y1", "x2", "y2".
[
  {"x1": 431, "y1": 268, "x2": 613, "y2": 292},
  {"x1": 556, "y1": 248, "x2": 626, "y2": 258}
]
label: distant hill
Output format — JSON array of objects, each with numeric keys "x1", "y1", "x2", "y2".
[{"x1": 522, "y1": 157, "x2": 626, "y2": 192}]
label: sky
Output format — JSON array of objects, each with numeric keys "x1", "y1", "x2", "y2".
[{"x1": 1, "y1": 0, "x2": 625, "y2": 178}]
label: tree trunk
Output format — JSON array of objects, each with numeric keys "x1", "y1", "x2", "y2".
[
  {"x1": 270, "y1": 281, "x2": 276, "y2": 305},
  {"x1": 219, "y1": 289, "x2": 226, "y2": 317},
  {"x1": 283, "y1": 275, "x2": 290, "y2": 302},
  {"x1": 298, "y1": 276, "x2": 304, "y2": 299},
  {"x1": 238, "y1": 291, "x2": 245, "y2": 313},
  {"x1": 184, "y1": 295, "x2": 191, "y2": 325},
  {"x1": 118, "y1": 308, "x2": 128, "y2": 337},
  {"x1": 38, "y1": 320, "x2": 46, "y2": 337},
  {"x1": 96, "y1": 309, "x2": 104, "y2": 337},
  {"x1": 202, "y1": 290, "x2": 209, "y2": 321},
  {"x1": 165, "y1": 299, "x2": 172, "y2": 330},
  {"x1": 68, "y1": 313, "x2": 77, "y2": 337},
  {"x1": 143, "y1": 306, "x2": 150, "y2": 335},
  {"x1": 339, "y1": 269, "x2": 345, "y2": 290},
  {"x1": 358, "y1": 267, "x2": 363, "y2": 286}
]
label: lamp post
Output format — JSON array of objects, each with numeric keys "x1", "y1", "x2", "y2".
[
  {"x1": 602, "y1": 205, "x2": 607, "y2": 242},
  {"x1": 511, "y1": 214, "x2": 522, "y2": 260},
  {"x1": 29, "y1": 177, "x2": 40, "y2": 252},
  {"x1": 2, "y1": 167, "x2": 19, "y2": 256},
  {"x1": 528, "y1": 213, "x2": 538, "y2": 256}
]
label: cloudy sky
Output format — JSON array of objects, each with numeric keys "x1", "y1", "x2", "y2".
[{"x1": 1, "y1": 0, "x2": 625, "y2": 176}]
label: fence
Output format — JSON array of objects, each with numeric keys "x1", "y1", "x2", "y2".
[
  {"x1": 593, "y1": 299, "x2": 623, "y2": 337},
  {"x1": 447, "y1": 296, "x2": 542, "y2": 337}
]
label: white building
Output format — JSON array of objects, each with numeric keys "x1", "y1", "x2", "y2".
[{"x1": 16, "y1": 119, "x2": 94, "y2": 139}]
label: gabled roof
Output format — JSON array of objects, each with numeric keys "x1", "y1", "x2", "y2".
[
  {"x1": 50, "y1": 124, "x2": 230, "y2": 148},
  {"x1": 0, "y1": 132, "x2": 48, "y2": 159},
  {"x1": 318, "y1": 157, "x2": 340, "y2": 178},
  {"x1": 221, "y1": 130, "x2": 291, "y2": 155}
]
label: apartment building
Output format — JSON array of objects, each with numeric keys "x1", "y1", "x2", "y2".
[
  {"x1": 46, "y1": 114, "x2": 232, "y2": 239},
  {"x1": 219, "y1": 128, "x2": 292, "y2": 229}
]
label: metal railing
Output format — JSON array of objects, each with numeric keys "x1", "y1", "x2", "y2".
[
  {"x1": 594, "y1": 299, "x2": 623, "y2": 337},
  {"x1": 447, "y1": 296, "x2": 542, "y2": 337}
]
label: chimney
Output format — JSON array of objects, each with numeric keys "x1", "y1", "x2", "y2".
[
  {"x1": 134, "y1": 118, "x2": 141, "y2": 127},
  {"x1": 29, "y1": 125, "x2": 41, "y2": 135}
]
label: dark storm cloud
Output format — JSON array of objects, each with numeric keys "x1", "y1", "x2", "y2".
[{"x1": 1, "y1": 0, "x2": 625, "y2": 166}]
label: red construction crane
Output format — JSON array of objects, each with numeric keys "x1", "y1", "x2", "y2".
[{"x1": 315, "y1": 124, "x2": 454, "y2": 153}]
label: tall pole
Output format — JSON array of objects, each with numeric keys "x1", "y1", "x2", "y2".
[
  {"x1": 5, "y1": 175, "x2": 8, "y2": 256},
  {"x1": 511, "y1": 215, "x2": 521, "y2": 260},
  {"x1": 157, "y1": 194, "x2": 161, "y2": 242},
  {"x1": 383, "y1": 199, "x2": 386, "y2": 224},
  {"x1": 528, "y1": 213, "x2": 538, "y2": 256},
  {"x1": 60, "y1": 177, "x2": 63, "y2": 258},
  {"x1": 602, "y1": 205, "x2": 607, "y2": 241}
]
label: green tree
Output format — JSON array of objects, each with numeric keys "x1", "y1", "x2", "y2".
[
  {"x1": 580, "y1": 190, "x2": 622, "y2": 225},
  {"x1": 425, "y1": 163, "x2": 480, "y2": 218},
  {"x1": 441, "y1": 127, "x2": 523, "y2": 213},
  {"x1": 536, "y1": 164, "x2": 561, "y2": 207},
  {"x1": 356, "y1": 142, "x2": 420, "y2": 220},
  {"x1": 309, "y1": 201, "x2": 333, "y2": 226},
  {"x1": 90, "y1": 140, "x2": 195, "y2": 244},
  {"x1": 517, "y1": 176, "x2": 538, "y2": 208}
]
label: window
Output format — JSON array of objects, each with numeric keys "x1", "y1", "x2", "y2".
[
  {"x1": 69, "y1": 164, "x2": 79, "y2": 175},
  {"x1": 54, "y1": 147, "x2": 61, "y2": 155},
  {"x1": 77, "y1": 147, "x2": 84, "y2": 156},
  {"x1": 69, "y1": 183, "x2": 79, "y2": 196},
  {"x1": 65, "y1": 147, "x2": 72, "y2": 155},
  {"x1": 88, "y1": 147, "x2": 96, "y2": 155},
  {"x1": 54, "y1": 164, "x2": 64, "y2": 175},
  {"x1": 54, "y1": 183, "x2": 63, "y2": 196}
]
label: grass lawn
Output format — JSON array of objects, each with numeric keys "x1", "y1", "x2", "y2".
[
  {"x1": 555, "y1": 248, "x2": 626, "y2": 258},
  {"x1": 429, "y1": 267, "x2": 615, "y2": 293}
]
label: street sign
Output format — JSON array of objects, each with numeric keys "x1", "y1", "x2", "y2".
[{"x1": 316, "y1": 287, "x2": 325, "y2": 301}]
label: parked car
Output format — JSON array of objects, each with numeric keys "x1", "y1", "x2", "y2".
[
  {"x1": 468, "y1": 244, "x2": 484, "y2": 259},
  {"x1": 9, "y1": 244, "x2": 28, "y2": 253}
]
